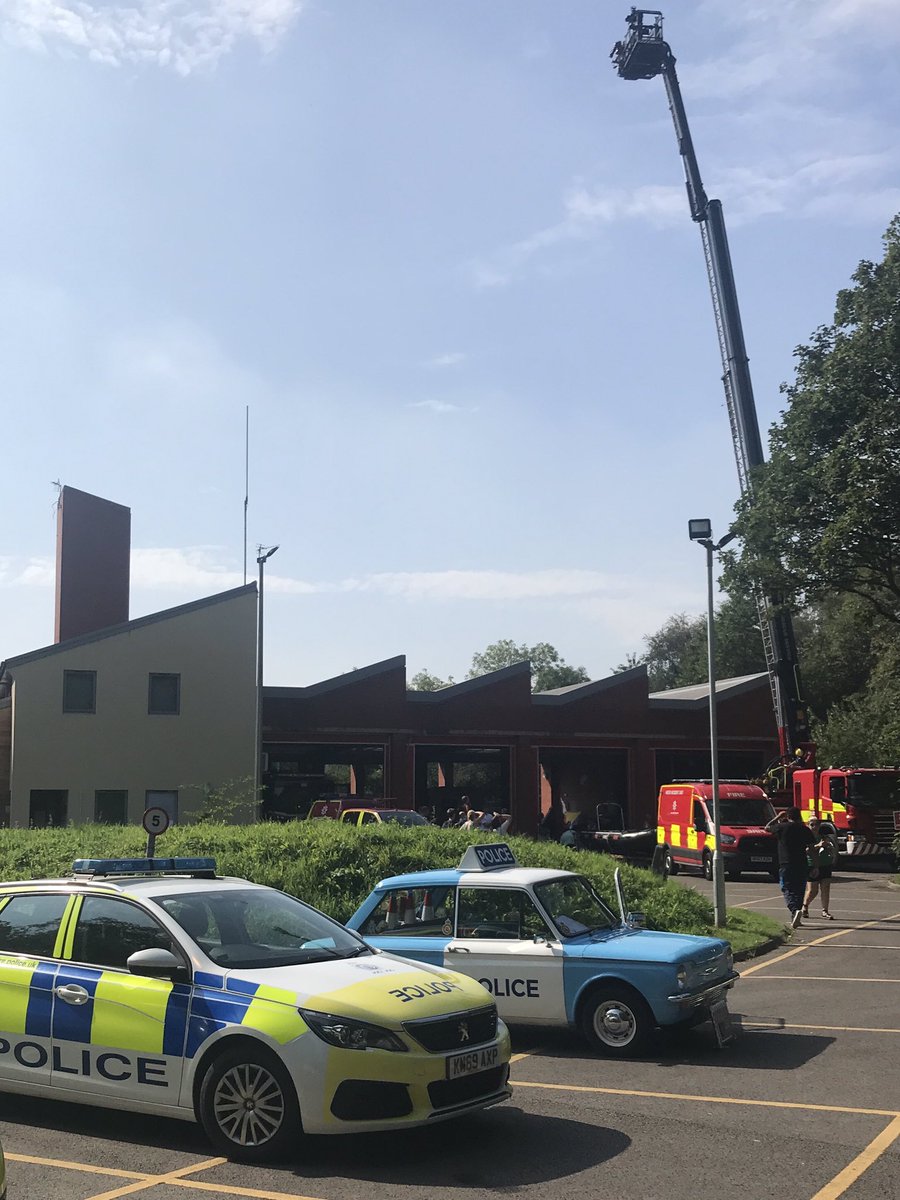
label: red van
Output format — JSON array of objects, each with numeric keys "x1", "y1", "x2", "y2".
[{"x1": 657, "y1": 780, "x2": 778, "y2": 881}]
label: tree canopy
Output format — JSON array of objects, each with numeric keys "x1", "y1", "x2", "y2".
[
  {"x1": 410, "y1": 639, "x2": 589, "y2": 694},
  {"x1": 724, "y1": 216, "x2": 900, "y2": 625}
]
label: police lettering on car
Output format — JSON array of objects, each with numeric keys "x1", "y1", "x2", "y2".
[
  {"x1": 348, "y1": 844, "x2": 739, "y2": 1057},
  {"x1": 0, "y1": 857, "x2": 511, "y2": 1162}
]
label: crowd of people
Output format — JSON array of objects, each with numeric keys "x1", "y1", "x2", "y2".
[{"x1": 417, "y1": 796, "x2": 512, "y2": 834}]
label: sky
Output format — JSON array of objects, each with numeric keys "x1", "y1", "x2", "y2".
[{"x1": 1, "y1": 0, "x2": 898, "y2": 687}]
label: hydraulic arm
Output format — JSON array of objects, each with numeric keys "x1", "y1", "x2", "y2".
[{"x1": 611, "y1": 9, "x2": 813, "y2": 763}]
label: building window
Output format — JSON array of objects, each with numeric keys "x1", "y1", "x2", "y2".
[
  {"x1": 95, "y1": 790, "x2": 128, "y2": 825},
  {"x1": 29, "y1": 790, "x2": 68, "y2": 828},
  {"x1": 146, "y1": 790, "x2": 178, "y2": 825},
  {"x1": 63, "y1": 670, "x2": 96, "y2": 713},
  {"x1": 148, "y1": 673, "x2": 180, "y2": 715}
]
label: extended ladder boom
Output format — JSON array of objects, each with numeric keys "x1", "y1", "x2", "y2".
[{"x1": 611, "y1": 9, "x2": 813, "y2": 761}]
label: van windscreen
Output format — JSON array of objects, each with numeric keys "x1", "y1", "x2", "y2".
[{"x1": 717, "y1": 799, "x2": 775, "y2": 826}]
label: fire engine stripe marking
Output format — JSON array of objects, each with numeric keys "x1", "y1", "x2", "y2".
[
  {"x1": 739, "y1": 912, "x2": 900, "y2": 976},
  {"x1": 512, "y1": 1080, "x2": 899, "y2": 1117},
  {"x1": 809, "y1": 1114, "x2": 900, "y2": 1200}
]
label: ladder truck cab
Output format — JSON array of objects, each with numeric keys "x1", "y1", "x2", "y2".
[{"x1": 791, "y1": 767, "x2": 900, "y2": 860}]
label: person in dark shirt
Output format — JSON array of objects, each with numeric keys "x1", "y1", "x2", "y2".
[{"x1": 765, "y1": 807, "x2": 816, "y2": 928}]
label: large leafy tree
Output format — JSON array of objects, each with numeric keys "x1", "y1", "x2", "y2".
[
  {"x1": 617, "y1": 593, "x2": 766, "y2": 691},
  {"x1": 726, "y1": 216, "x2": 900, "y2": 624},
  {"x1": 468, "y1": 639, "x2": 589, "y2": 692}
]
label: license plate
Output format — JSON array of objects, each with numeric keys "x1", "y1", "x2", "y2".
[
  {"x1": 710, "y1": 999, "x2": 736, "y2": 1047},
  {"x1": 750, "y1": 856, "x2": 772, "y2": 863},
  {"x1": 446, "y1": 1045, "x2": 499, "y2": 1079}
]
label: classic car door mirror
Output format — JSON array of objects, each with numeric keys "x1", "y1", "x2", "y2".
[
  {"x1": 625, "y1": 912, "x2": 647, "y2": 930},
  {"x1": 532, "y1": 934, "x2": 547, "y2": 945},
  {"x1": 127, "y1": 947, "x2": 187, "y2": 981}
]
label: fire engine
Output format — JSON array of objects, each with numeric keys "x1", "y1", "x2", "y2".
[{"x1": 611, "y1": 9, "x2": 900, "y2": 864}]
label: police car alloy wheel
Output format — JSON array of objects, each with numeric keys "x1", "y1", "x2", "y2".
[
  {"x1": 579, "y1": 985, "x2": 653, "y2": 1056},
  {"x1": 198, "y1": 1043, "x2": 301, "y2": 1162}
]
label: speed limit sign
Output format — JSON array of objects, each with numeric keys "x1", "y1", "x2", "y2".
[{"x1": 143, "y1": 807, "x2": 170, "y2": 836}]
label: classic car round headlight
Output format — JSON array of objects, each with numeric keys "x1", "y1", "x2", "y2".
[{"x1": 675, "y1": 964, "x2": 688, "y2": 988}]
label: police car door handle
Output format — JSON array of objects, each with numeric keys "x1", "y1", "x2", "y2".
[{"x1": 55, "y1": 984, "x2": 90, "y2": 1006}]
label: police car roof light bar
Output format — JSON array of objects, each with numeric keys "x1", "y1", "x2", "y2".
[{"x1": 72, "y1": 857, "x2": 218, "y2": 878}]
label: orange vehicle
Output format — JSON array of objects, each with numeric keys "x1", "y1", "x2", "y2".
[{"x1": 657, "y1": 781, "x2": 778, "y2": 882}]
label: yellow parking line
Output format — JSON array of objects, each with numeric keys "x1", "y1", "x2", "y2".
[
  {"x1": 513, "y1": 1079, "x2": 899, "y2": 1117},
  {"x1": 735, "y1": 895, "x2": 782, "y2": 908},
  {"x1": 82, "y1": 1157, "x2": 226, "y2": 1200},
  {"x1": 740, "y1": 912, "x2": 900, "y2": 977},
  {"x1": 5, "y1": 1152, "x2": 148, "y2": 1179},
  {"x1": 810, "y1": 1115, "x2": 900, "y2": 1200},
  {"x1": 745, "y1": 1022, "x2": 900, "y2": 1034},
  {"x1": 510, "y1": 1047, "x2": 542, "y2": 1063},
  {"x1": 170, "y1": 1180, "x2": 337, "y2": 1200},
  {"x1": 745, "y1": 975, "x2": 900, "y2": 983}
]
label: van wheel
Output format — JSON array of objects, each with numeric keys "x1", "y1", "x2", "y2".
[
  {"x1": 198, "y1": 1044, "x2": 302, "y2": 1163},
  {"x1": 664, "y1": 848, "x2": 678, "y2": 876},
  {"x1": 702, "y1": 852, "x2": 713, "y2": 881},
  {"x1": 579, "y1": 984, "x2": 654, "y2": 1057}
]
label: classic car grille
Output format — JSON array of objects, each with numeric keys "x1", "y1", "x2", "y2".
[
  {"x1": 404, "y1": 1005, "x2": 497, "y2": 1052},
  {"x1": 428, "y1": 1065, "x2": 507, "y2": 1110}
]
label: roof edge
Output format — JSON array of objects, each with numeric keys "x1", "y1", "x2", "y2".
[
  {"x1": 266, "y1": 655, "x2": 407, "y2": 699},
  {"x1": 408, "y1": 661, "x2": 532, "y2": 702}
]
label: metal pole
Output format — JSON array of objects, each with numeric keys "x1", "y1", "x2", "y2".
[
  {"x1": 705, "y1": 539, "x2": 726, "y2": 927},
  {"x1": 255, "y1": 554, "x2": 267, "y2": 819}
]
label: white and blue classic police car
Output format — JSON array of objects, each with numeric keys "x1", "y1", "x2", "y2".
[
  {"x1": 0, "y1": 857, "x2": 510, "y2": 1161},
  {"x1": 347, "y1": 844, "x2": 738, "y2": 1056}
]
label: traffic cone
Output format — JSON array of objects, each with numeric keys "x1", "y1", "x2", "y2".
[
  {"x1": 421, "y1": 890, "x2": 434, "y2": 921},
  {"x1": 385, "y1": 893, "x2": 398, "y2": 929},
  {"x1": 401, "y1": 892, "x2": 416, "y2": 926}
]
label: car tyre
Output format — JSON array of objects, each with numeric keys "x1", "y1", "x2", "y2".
[
  {"x1": 579, "y1": 983, "x2": 654, "y2": 1057},
  {"x1": 663, "y1": 848, "x2": 678, "y2": 876},
  {"x1": 198, "y1": 1043, "x2": 302, "y2": 1163},
  {"x1": 702, "y1": 852, "x2": 713, "y2": 881}
]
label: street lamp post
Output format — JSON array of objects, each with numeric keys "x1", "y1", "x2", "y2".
[
  {"x1": 255, "y1": 544, "x2": 279, "y2": 817},
  {"x1": 688, "y1": 519, "x2": 734, "y2": 929}
]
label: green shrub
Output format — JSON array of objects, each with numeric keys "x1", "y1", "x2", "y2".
[{"x1": 0, "y1": 822, "x2": 766, "y2": 942}]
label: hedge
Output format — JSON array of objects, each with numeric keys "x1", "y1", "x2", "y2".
[{"x1": 0, "y1": 821, "x2": 722, "y2": 933}]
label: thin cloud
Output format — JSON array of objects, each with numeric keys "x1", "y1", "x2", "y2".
[
  {"x1": 424, "y1": 352, "x2": 467, "y2": 369},
  {"x1": 0, "y1": 0, "x2": 305, "y2": 75},
  {"x1": 408, "y1": 399, "x2": 465, "y2": 414}
]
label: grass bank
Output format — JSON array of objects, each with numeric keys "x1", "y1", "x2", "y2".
[{"x1": 0, "y1": 822, "x2": 785, "y2": 955}]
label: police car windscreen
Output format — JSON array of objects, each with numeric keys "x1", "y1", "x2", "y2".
[
  {"x1": 156, "y1": 889, "x2": 370, "y2": 969},
  {"x1": 533, "y1": 876, "x2": 618, "y2": 938}
]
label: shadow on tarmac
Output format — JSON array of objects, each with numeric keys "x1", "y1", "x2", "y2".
[
  {"x1": 508, "y1": 1021, "x2": 835, "y2": 1071},
  {"x1": 294, "y1": 1107, "x2": 630, "y2": 1186},
  {"x1": 0, "y1": 1093, "x2": 631, "y2": 1183}
]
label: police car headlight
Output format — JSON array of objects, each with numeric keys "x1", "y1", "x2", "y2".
[{"x1": 300, "y1": 1009, "x2": 407, "y2": 1052}]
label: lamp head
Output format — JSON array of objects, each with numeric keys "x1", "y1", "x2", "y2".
[{"x1": 688, "y1": 518, "x2": 712, "y2": 541}]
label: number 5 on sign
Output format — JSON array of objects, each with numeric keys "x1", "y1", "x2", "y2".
[{"x1": 143, "y1": 808, "x2": 170, "y2": 836}]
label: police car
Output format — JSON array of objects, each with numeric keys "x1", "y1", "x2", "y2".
[
  {"x1": 0, "y1": 857, "x2": 511, "y2": 1161},
  {"x1": 347, "y1": 844, "x2": 738, "y2": 1056}
]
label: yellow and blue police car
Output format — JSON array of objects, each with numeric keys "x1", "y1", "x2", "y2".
[{"x1": 0, "y1": 857, "x2": 511, "y2": 1161}]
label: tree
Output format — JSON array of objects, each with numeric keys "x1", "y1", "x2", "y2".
[
  {"x1": 467, "y1": 639, "x2": 590, "y2": 693},
  {"x1": 619, "y1": 594, "x2": 766, "y2": 692},
  {"x1": 725, "y1": 216, "x2": 900, "y2": 625},
  {"x1": 409, "y1": 668, "x2": 454, "y2": 691}
]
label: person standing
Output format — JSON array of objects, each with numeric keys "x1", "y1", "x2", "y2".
[
  {"x1": 765, "y1": 807, "x2": 815, "y2": 928},
  {"x1": 802, "y1": 818, "x2": 837, "y2": 920}
]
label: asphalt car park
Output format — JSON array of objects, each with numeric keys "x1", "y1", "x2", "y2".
[{"x1": 0, "y1": 867, "x2": 898, "y2": 1200}]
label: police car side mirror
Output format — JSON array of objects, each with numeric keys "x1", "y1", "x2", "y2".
[{"x1": 127, "y1": 947, "x2": 187, "y2": 981}]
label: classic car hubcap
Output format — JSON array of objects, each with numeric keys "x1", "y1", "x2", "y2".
[
  {"x1": 213, "y1": 1064, "x2": 285, "y2": 1146},
  {"x1": 594, "y1": 1001, "x2": 636, "y2": 1046}
]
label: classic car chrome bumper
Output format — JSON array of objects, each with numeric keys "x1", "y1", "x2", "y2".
[{"x1": 667, "y1": 970, "x2": 739, "y2": 1007}]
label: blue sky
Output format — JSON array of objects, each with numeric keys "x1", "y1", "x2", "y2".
[{"x1": 1, "y1": 0, "x2": 898, "y2": 686}]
